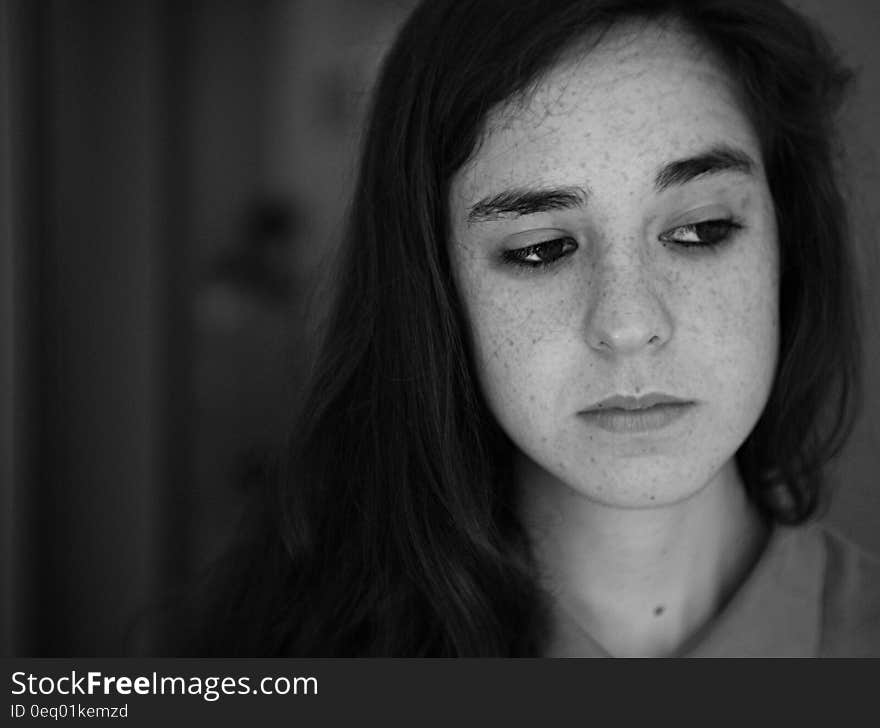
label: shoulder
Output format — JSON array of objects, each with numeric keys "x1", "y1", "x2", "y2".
[{"x1": 814, "y1": 522, "x2": 880, "y2": 657}]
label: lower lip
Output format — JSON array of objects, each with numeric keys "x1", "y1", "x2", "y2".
[{"x1": 580, "y1": 403, "x2": 694, "y2": 433}]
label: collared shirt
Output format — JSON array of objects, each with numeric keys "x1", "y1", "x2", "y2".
[{"x1": 546, "y1": 521, "x2": 880, "y2": 657}]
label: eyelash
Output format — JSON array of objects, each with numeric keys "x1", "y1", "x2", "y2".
[
  {"x1": 501, "y1": 218, "x2": 742, "y2": 270},
  {"x1": 501, "y1": 237, "x2": 578, "y2": 269},
  {"x1": 658, "y1": 218, "x2": 743, "y2": 248}
]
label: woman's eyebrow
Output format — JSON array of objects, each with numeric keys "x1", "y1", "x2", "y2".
[
  {"x1": 654, "y1": 145, "x2": 755, "y2": 192},
  {"x1": 466, "y1": 186, "x2": 588, "y2": 224},
  {"x1": 465, "y1": 145, "x2": 753, "y2": 225}
]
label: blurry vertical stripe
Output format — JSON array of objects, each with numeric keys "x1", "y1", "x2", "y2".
[
  {"x1": 0, "y1": 0, "x2": 43, "y2": 659},
  {"x1": 0, "y1": 0, "x2": 18, "y2": 659},
  {"x1": 3, "y1": 0, "x2": 187, "y2": 656}
]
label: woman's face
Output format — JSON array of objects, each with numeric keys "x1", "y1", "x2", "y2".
[{"x1": 448, "y1": 24, "x2": 780, "y2": 508}]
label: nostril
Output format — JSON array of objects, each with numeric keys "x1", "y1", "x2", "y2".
[{"x1": 588, "y1": 323, "x2": 668, "y2": 355}]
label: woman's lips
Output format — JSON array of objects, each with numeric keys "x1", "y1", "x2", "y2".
[{"x1": 579, "y1": 402, "x2": 694, "y2": 433}]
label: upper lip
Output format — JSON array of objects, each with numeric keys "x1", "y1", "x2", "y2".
[{"x1": 584, "y1": 392, "x2": 692, "y2": 412}]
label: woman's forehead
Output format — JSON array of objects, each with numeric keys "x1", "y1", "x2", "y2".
[{"x1": 451, "y1": 22, "x2": 760, "y2": 202}]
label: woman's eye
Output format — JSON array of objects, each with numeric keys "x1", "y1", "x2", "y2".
[
  {"x1": 659, "y1": 219, "x2": 742, "y2": 248},
  {"x1": 502, "y1": 237, "x2": 578, "y2": 268}
]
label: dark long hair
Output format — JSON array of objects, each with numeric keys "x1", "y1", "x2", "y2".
[{"x1": 187, "y1": 0, "x2": 862, "y2": 656}]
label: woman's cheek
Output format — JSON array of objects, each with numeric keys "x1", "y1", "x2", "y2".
[
  {"x1": 471, "y1": 286, "x2": 580, "y2": 429},
  {"x1": 692, "y1": 251, "x2": 779, "y2": 413}
]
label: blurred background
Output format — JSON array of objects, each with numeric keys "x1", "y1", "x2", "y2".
[{"x1": 1, "y1": 0, "x2": 878, "y2": 656}]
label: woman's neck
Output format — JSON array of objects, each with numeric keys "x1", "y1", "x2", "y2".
[{"x1": 519, "y1": 457, "x2": 769, "y2": 657}]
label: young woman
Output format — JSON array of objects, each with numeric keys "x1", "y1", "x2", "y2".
[{"x1": 183, "y1": 0, "x2": 878, "y2": 657}]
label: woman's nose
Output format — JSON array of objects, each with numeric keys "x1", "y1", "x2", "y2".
[{"x1": 583, "y1": 258, "x2": 673, "y2": 356}]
